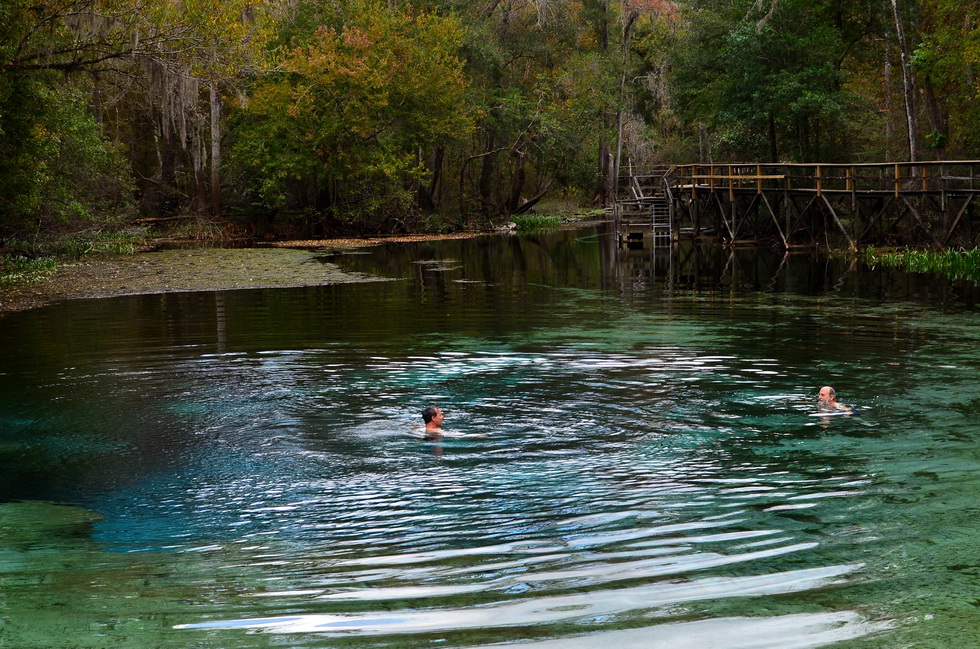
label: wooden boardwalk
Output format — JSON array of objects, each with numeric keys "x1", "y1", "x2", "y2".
[{"x1": 617, "y1": 161, "x2": 980, "y2": 249}]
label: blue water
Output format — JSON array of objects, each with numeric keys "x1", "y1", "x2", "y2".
[{"x1": 0, "y1": 230, "x2": 977, "y2": 648}]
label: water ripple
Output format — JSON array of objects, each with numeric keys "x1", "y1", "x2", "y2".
[{"x1": 176, "y1": 564, "x2": 863, "y2": 635}]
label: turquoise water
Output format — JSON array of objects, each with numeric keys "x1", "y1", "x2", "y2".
[{"x1": 1, "y1": 229, "x2": 977, "y2": 648}]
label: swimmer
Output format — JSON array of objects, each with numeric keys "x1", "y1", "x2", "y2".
[
  {"x1": 422, "y1": 405, "x2": 445, "y2": 435},
  {"x1": 817, "y1": 386, "x2": 852, "y2": 413},
  {"x1": 420, "y1": 405, "x2": 487, "y2": 439}
]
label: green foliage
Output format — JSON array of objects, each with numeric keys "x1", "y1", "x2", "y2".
[
  {"x1": 3, "y1": 0, "x2": 980, "y2": 243},
  {"x1": 670, "y1": 0, "x2": 882, "y2": 162},
  {"x1": 0, "y1": 229, "x2": 143, "y2": 289},
  {"x1": 226, "y1": 0, "x2": 471, "y2": 225},
  {"x1": 512, "y1": 214, "x2": 562, "y2": 231},
  {"x1": 52, "y1": 231, "x2": 143, "y2": 258},
  {"x1": 0, "y1": 256, "x2": 58, "y2": 285},
  {"x1": 915, "y1": 0, "x2": 980, "y2": 154},
  {"x1": 0, "y1": 77, "x2": 134, "y2": 239},
  {"x1": 864, "y1": 246, "x2": 980, "y2": 282}
]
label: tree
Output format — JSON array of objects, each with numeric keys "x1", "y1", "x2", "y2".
[
  {"x1": 0, "y1": 75, "x2": 133, "y2": 239},
  {"x1": 0, "y1": 0, "x2": 272, "y2": 236},
  {"x1": 0, "y1": 0, "x2": 146, "y2": 237},
  {"x1": 612, "y1": 0, "x2": 676, "y2": 189},
  {"x1": 227, "y1": 0, "x2": 472, "y2": 230},
  {"x1": 891, "y1": 0, "x2": 919, "y2": 161},
  {"x1": 670, "y1": 0, "x2": 880, "y2": 162},
  {"x1": 915, "y1": 0, "x2": 979, "y2": 155}
]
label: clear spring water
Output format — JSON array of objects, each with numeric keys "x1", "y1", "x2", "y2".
[{"x1": 1, "y1": 228, "x2": 978, "y2": 649}]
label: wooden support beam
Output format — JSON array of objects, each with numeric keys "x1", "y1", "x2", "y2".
[
  {"x1": 713, "y1": 192, "x2": 735, "y2": 240},
  {"x1": 856, "y1": 196, "x2": 895, "y2": 243},
  {"x1": 943, "y1": 194, "x2": 974, "y2": 247},
  {"x1": 762, "y1": 193, "x2": 789, "y2": 249},
  {"x1": 900, "y1": 195, "x2": 944, "y2": 247},
  {"x1": 819, "y1": 194, "x2": 856, "y2": 251},
  {"x1": 733, "y1": 193, "x2": 760, "y2": 241},
  {"x1": 783, "y1": 195, "x2": 819, "y2": 246}
]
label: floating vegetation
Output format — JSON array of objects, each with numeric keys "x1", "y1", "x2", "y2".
[
  {"x1": 1, "y1": 231, "x2": 146, "y2": 286},
  {"x1": 55, "y1": 230, "x2": 145, "y2": 257},
  {"x1": 512, "y1": 214, "x2": 562, "y2": 231},
  {"x1": 864, "y1": 246, "x2": 980, "y2": 282},
  {"x1": 0, "y1": 256, "x2": 59, "y2": 285}
]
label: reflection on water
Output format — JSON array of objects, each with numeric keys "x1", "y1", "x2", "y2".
[{"x1": 0, "y1": 226, "x2": 977, "y2": 648}]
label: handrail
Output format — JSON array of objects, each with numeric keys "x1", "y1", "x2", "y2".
[{"x1": 668, "y1": 161, "x2": 980, "y2": 196}]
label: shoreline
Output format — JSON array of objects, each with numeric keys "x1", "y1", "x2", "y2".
[{"x1": 0, "y1": 231, "x2": 490, "y2": 315}]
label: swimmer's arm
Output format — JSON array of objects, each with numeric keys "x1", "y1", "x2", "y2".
[{"x1": 439, "y1": 431, "x2": 488, "y2": 438}]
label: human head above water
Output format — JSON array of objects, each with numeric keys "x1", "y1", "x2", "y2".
[
  {"x1": 818, "y1": 386, "x2": 837, "y2": 402},
  {"x1": 421, "y1": 405, "x2": 442, "y2": 424}
]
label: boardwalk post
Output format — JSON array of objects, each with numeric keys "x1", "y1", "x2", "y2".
[
  {"x1": 940, "y1": 163, "x2": 947, "y2": 213},
  {"x1": 784, "y1": 165, "x2": 791, "y2": 240}
]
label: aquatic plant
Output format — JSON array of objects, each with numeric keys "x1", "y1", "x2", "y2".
[
  {"x1": 864, "y1": 246, "x2": 980, "y2": 282},
  {"x1": 512, "y1": 214, "x2": 562, "y2": 231},
  {"x1": 1, "y1": 230, "x2": 145, "y2": 286},
  {"x1": 0, "y1": 255, "x2": 59, "y2": 285},
  {"x1": 55, "y1": 231, "x2": 143, "y2": 257}
]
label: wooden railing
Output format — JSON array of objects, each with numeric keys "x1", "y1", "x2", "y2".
[{"x1": 670, "y1": 161, "x2": 980, "y2": 199}]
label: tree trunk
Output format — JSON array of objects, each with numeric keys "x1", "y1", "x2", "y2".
[
  {"x1": 506, "y1": 149, "x2": 526, "y2": 215},
  {"x1": 596, "y1": 0, "x2": 613, "y2": 205},
  {"x1": 890, "y1": 0, "x2": 919, "y2": 161},
  {"x1": 210, "y1": 84, "x2": 223, "y2": 216},
  {"x1": 613, "y1": 11, "x2": 639, "y2": 205},
  {"x1": 417, "y1": 145, "x2": 444, "y2": 210},
  {"x1": 920, "y1": 74, "x2": 948, "y2": 156},
  {"x1": 597, "y1": 140, "x2": 612, "y2": 204},
  {"x1": 194, "y1": 167, "x2": 209, "y2": 213},
  {"x1": 884, "y1": 42, "x2": 895, "y2": 159},
  {"x1": 143, "y1": 130, "x2": 178, "y2": 217},
  {"x1": 768, "y1": 111, "x2": 778, "y2": 162},
  {"x1": 479, "y1": 131, "x2": 496, "y2": 212}
]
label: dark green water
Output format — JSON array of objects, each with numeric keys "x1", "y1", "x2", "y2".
[{"x1": 1, "y1": 227, "x2": 977, "y2": 649}]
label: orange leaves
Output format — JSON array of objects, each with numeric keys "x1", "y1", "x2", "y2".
[
  {"x1": 342, "y1": 27, "x2": 374, "y2": 49},
  {"x1": 621, "y1": 0, "x2": 678, "y2": 21}
]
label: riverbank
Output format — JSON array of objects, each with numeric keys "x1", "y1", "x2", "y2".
[{"x1": 0, "y1": 232, "x2": 486, "y2": 315}]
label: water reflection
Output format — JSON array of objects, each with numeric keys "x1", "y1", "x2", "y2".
[{"x1": 325, "y1": 224, "x2": 976, "y2": 308}]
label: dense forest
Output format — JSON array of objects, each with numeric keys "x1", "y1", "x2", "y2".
[{"x1": 1, "y1": 0, "x2": 978, "y2": 241}]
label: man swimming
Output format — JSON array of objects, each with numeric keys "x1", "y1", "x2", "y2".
[
  {"x1": 422, "y1": 405, "x2": 445, "y2": 436},
  {"x1": 420, "y1": 405, "x2": 487, "y2": 439},
  {"x1": 817, "y1": 386, "x2": 852, "y2": 413}
]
